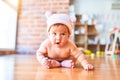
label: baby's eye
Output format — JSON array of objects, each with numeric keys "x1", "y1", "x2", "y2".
[
  {"x1": 61, "y1": 33, "x2": 65, "y2": 36},
  {"x1": 52, "y1": 32, "x2": 56, "y2": 36}
]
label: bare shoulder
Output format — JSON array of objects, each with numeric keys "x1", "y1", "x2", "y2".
[
  {"x1": 40, "y1": 39, "x2": 51, "y2": 47},
  {"x1": 68, "y1": 40, "x2": 77, "y2": 48},
  {"x1": 67, "y1": 40, "x2": 77, "y2": 51},
  {"x1": 68, "y1": 40, "x2": 82, "y2": 52},
  {"x1": 37, "y1": 39, "x2": 51, "y2": 53},
  {"x1": 68, "y1": 40, "x2": 84, "y2": 51},
  {"x1": 38, "y1": 39, "x2": 51, "y2": 50}
]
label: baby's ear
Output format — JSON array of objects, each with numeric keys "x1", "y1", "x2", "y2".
[{"x1": 45, "y1": 11, "x2": 52, "y2": 19}]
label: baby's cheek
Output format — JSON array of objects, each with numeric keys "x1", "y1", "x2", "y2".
[{"x1": 50, "y1": 40, "x2": 55, "y2": 45}]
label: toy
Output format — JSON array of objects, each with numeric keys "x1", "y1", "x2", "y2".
[
  {"x1": 105, "y1": 28, "x2": 120, "y2": 56},
  {"x1": 84, "y1": 49, "x2": 92, "y2": 55},
  {"x1": 115, "y1": 50, "x2": 120, "y2": 55},
  {"x1": 96, "y1": 51, "x2": 104, "y2": 56},
  {"x1": 118, "y1": 54, "x2": 120, "y2": 59},
  {"x1": 112, "y1": 54, "x2": 117, "y2": 59},
  {"x1": 91, "y1": 53, "x2": 95, "y2": 59}
]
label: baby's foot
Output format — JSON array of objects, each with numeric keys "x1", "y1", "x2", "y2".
[
  {"x1": 47, "y1": 59, "x2": 61, "y2": 68},
  {"x1": 61, "y1": 60, "x2": 74, "y2": 68}
]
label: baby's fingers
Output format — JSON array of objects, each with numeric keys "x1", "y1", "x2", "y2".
[
  {"x1": 84, "y1": 64, "x2": 94, "y2": 70},
  {"x1": 88, "y1": 64, "x2": 94, "y2": 69},
  {"x1": 41, "y1": 58, "x2": 50, "y2": 68}
]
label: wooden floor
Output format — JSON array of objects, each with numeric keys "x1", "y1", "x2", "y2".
[{"x1": 0, "y1": 54, "x2": 120, "y2": 80}]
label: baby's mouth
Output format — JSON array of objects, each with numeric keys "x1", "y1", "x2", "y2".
[{"x1": 56, "y1": 42, "x2": 60, "y2": 44}]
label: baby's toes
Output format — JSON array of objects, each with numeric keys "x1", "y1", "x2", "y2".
[{"x1": 61, "y1": 60, "x2": 75, "y2": 68}]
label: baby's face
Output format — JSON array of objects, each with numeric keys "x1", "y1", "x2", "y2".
[{"x1": 48, "y1": 24, "x2": 70, "y2": 47}]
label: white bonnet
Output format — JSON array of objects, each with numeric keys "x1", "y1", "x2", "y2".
[{"x1": 45, "y1": 11, "x2": 76, "y2": 34}]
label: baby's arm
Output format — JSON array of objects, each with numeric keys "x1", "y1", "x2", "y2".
[
  {"x1": 37, "y1": 51, "x2": 61, "y2": 68},
  {"x1": 36, "y1": 40, "x2": 50, "y2": 68},
  {"x1": 36, "y1": 50, "x2": 50, "y2": 68},
  {"x1": 70, "y1": 42, "x2": 94, "y2": 70},
  {"x1": 77, "y1": 52, "x2": 94, "y2": 70},
  {"x1": 36, "y1": 40, "x2": 61, "y2": 68}
]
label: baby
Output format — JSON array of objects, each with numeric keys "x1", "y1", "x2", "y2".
[{"x1": 36, "y1": 11, "x2": 94, "y2": 70}]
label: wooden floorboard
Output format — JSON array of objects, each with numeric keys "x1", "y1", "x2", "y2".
[{"x1": 0, "y1": 54, "x2": 120, "y2": 80}]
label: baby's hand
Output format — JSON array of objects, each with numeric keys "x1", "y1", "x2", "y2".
[
  {"x1": 40, "y1": 58, "x2": 61, "y2": 68},
  {"x1": 83, "y1": 64, "x2": 94, "y2": 70},
  {"x1": 40, "y1": 57, "x2": 50, "y2": 68}
]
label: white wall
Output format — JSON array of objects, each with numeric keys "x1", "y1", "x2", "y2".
[
  {"x1": 75, "y1": 0, "x2": 113, "y2": 14},
  {"x1": 74, "y1": 0, "x2": 120, "y2": 29},
  {"x1": 74, "y1": 0, "x2": 120, "y2": 44}
]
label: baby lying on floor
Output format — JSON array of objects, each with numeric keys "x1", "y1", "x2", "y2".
[{"x1": 36, "y1": 11, "x2": 94, "y2": 70}]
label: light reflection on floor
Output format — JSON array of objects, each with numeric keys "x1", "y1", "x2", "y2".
[{"x1": 0, "y1": 55, "x2": 14, "y2": 80}]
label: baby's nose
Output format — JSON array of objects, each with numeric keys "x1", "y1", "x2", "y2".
[{"x1": 56, "y1": 34, "x2": 61, "y2": 40}]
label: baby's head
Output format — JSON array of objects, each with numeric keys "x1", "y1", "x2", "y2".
[
  {"x1": 45, "y1": 11, "x2": 76, "y2": 47},
  {"x1": 45, "y1": 11, "x2": 76, "y2": 35}
]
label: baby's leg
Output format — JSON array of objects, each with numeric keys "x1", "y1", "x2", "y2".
[{"x1": 47, "y1": 59, "x2": 61, "y2": 68}]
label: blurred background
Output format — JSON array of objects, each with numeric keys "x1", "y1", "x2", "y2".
[{"x1": 0, "y1": 0, "x2": 120, "y2": 55}]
